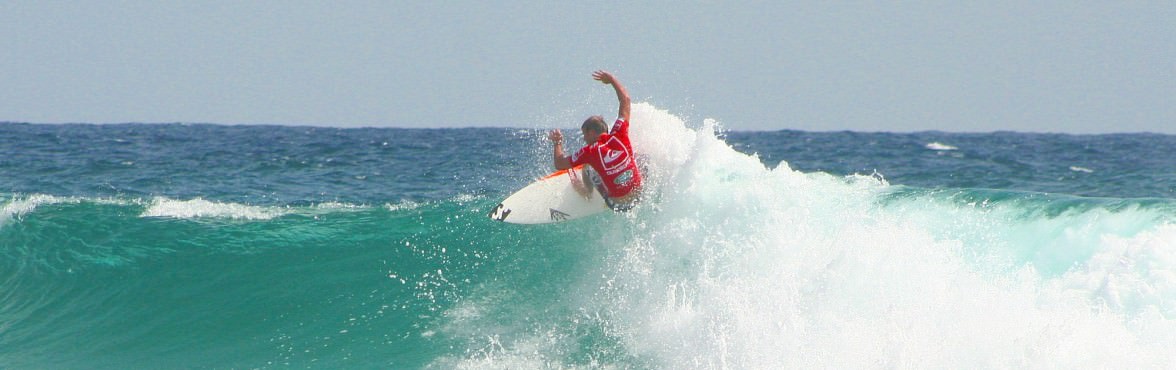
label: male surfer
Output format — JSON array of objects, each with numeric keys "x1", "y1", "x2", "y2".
[{"x1": 548, "y1": 70, "x2": 642, "y2": 211}]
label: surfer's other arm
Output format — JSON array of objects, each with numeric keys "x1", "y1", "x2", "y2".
[{"x1": 548, "y1": 129, "x2": 572, "y2": 170}]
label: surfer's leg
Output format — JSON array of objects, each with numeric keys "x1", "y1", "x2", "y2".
[
  {"x1": 588, "y1": 169, "x2": 608, "y2": 198},
  {"x1": 588, "y1": 169, "x2": 637, "y2": 212}
]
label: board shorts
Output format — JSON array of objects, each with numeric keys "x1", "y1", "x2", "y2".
[{"x1": 589, "y1": 169, "x2": 639, "y2": 212}]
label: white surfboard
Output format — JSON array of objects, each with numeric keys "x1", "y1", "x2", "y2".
[{"x1": 489, "y1": 165, "x2": 609, "y2": 224}]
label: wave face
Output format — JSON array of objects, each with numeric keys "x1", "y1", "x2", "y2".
[{"x1": 2, "y1": 115, "x2": 1175, "y2": 368}]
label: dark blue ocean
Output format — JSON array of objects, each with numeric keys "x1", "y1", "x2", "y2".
[{"x1": 3, "y1": 104, "x2": 1176, "y2": 368}]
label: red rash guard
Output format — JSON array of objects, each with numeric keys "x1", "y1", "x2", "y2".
[{"x1": 569, "y1": 118, "x2": 642, "y2": 198}]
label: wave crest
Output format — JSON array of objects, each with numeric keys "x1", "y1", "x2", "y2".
[{"x1": 140, "y1": 197, "x2": 288, "y2": 220}]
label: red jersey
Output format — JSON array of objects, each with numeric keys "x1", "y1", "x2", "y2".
[{"x1": 569, "y1": 118, "x2": 642, "y2": 198}]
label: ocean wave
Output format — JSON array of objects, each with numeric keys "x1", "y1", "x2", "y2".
[
  {"x1": 1, "y1": 194, "x2": 68, "y2": 227},
  {"x1": 1047, "y1": 224, "x2": 1176, "y2": 316},
  {"x1": 0, "y1": 194, "x2": 129, "y2": 228},
  {"x1": 436, "y1": 103, "x2": 1176, "y2": 369},
  {"x1": 385, "y1": 200, "x2": 424, "y2": 212},
  {"x1": 2, "y1": 193, "x2": 426, "y2": 226},
  {"x1": 139, "y1": 197, "x2": 289, "y2": 220},
  {"x1": 925, "y1": 141, "x2": 959, "y2": 151}
]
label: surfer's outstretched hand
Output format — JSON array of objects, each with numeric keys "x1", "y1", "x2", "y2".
[
  {"x1": 548, "y1": 129, "x2": 563, "y2": 143},
  {"x1": 592, "y1": 70, "x2": 616, "y2": 85}
]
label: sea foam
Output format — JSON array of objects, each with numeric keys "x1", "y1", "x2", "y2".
[
  {"x1": 140, "y1": 197, "x2": 288, "y2": 220},
  {"x1": 440, "y1": 103, "x2": 1176, "y2": 368},
  {"x1": 0, "y1": 194, "x2": 99, "y2": 228}
]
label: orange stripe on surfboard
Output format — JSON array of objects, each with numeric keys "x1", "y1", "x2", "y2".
[{"x1": 541, "y1": 165, "x2": 584, "y2": 180}]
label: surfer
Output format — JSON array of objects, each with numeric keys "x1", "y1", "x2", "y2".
[{"x1": 548, "y1": 70, "x2": 643, "y2": 212}]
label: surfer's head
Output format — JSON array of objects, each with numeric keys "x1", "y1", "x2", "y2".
[{"x1": 581, "y1": 115, "x2": 607, "y2": 144}]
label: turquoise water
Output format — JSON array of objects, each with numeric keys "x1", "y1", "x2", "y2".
[{"x1": 3, "y1": 104, "x2": 1176, "y2": 368}]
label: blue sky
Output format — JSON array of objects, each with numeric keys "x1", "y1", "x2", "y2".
[{"x1": 3, "y1": 1, "x2": 1174, "y2": 133}]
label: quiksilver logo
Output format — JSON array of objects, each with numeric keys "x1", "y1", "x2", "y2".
[{"x1": 603, "y1": 149, "x2": 623, "y2": 163}]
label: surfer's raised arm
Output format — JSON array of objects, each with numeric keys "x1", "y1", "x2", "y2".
[{"x1": 593, "y1": 70, "x2": 630, "y2": 123}]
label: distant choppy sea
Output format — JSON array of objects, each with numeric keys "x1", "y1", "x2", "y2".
[{"x1": 3, "y1": 103, "x2": 1176, "y2": 369}]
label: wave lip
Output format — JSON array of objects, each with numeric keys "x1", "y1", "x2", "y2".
[
  {"x1": 140, "y1": 197, "x2": 288, "y2": 220},
  {"x1": 1, "y1": 194, "x2": 80, "y2": 228}
]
